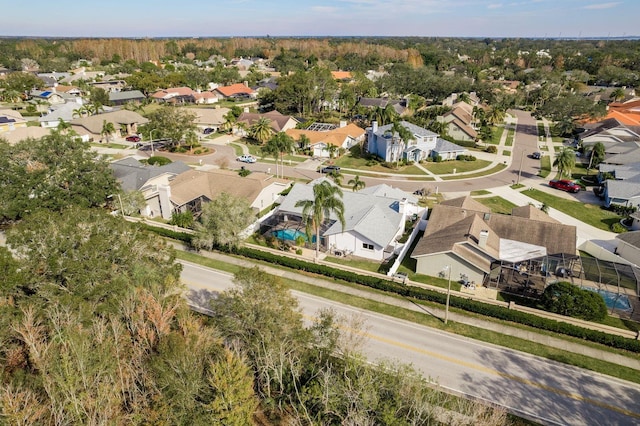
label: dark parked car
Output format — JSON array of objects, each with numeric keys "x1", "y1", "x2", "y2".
[
  {"x1": 203, "y1": 127, "x2": 214, "y2": 134},
  {"x1": 125, "y1": 135, "x2": 141, "y2": 142},
  {"x1": 549, "y1": 179, "x2": 581, "y2": 193},
  {"x1": 320, "y1": 165, "x2": 341, "y2": 174},
  {"x1": 531, "y1": 151, "x2": 542, "y2": 159}
]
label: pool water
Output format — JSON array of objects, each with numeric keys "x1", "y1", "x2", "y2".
[
  {"x1": 582, "y1": 287, "x2": 633, "y2": 311},
  {"x1": 272, "y1": 229, "x2": 315, "y2": 243}
]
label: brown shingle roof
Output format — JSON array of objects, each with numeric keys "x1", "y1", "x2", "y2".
[
  {"x1": 169, "y1": 169, "x2": 286, "y2": 208},
  {"x1": 413, "y1": 196, "x2": 576, "y2": 261},
  {"x1": 237, "y1": 110, "x2": 295, "y2": 132}
]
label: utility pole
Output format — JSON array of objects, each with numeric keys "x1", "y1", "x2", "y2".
[{"x1": 445, "y1": 265, "x2": 452, "y2": 324}]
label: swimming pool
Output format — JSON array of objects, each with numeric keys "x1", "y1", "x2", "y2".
[
  {"x1": 582, "y1": 287, "x2": 633, "y2": 311},
  {"x1": 271, "y1": 229, "x2": 315, "y2": 243}
]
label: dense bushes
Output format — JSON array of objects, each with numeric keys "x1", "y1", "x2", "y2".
[
  {"x1": 540, "y1": 281, "x2": 608, "y2": 321},
  {"x1": 142, "y1": 225, "x2": 640, "y2": 354}
]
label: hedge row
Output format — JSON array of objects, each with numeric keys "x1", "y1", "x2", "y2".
[
  {"x1": 236, "y1": 247, "x2": 640, "y2": 354},
  {"x1": 141, "y1": 225, "x2": 640, "y2": 354}
]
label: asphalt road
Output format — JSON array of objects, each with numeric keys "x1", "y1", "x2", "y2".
[{"x1": 180, "y1": 260, "x2": 640, "y2": 426}]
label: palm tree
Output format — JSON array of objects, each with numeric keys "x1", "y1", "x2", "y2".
[
  {"x1": 472, "y1": 105, "x2": 486, "y2": 127},
  {"x1": 553, "y1": 147, "x2": 577, "y2": 178},
  {"x1": 390, "y1": 121, "x2": 414, "y2": 166},
  {"x1": 610, "y1": 87, "x2": 625, "y2": 103},
  {"x1": 457, "y1": 92, "x2": 471, "y2": 104},
  {"x1": 262, "y1": 132, "x2": 295, "y2": 178},
  {"x1": 326, "y1": 144, "x2": 339, "y2": 159},
  {"x1": 221, "y1": 111, "x2": 237, "y2": 134},
  {"x1": 588, "y1": 141, "x2": 606, "y2": 171},
  {"x1": 101, "y1": 120, "x2": 116, "y2": 143},
  {"x1": 249, "y1": 117, "x2": 273, "y2": 144},
  {"x1": 295, "y1": 180, "x2": 346, "y2": 259},
  {"x1": 56, "y1": 118, "x2": 72, "y2": 135},
  {"x1": 72, "y1": 105, "x2": 89, "y2": 118},
  {"x1": 553, "y1": 117, "x2": 576, "y2": 138},
  {"x1": 485, "y1": 106, "x2": 506, "y2": 125},
  {"x1": 328, "y1": 170, "x2": 343, "y2": 186},
  {"x1": 348, "y1": 175, "x2": 366, "y2": 192},
  {"x1": 297, "y1": 134, "x2": 311, "y2": 154}
]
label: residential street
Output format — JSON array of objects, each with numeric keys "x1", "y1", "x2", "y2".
[{"x1": 181, "y1": 260, "x2": 640, "y2": 426}]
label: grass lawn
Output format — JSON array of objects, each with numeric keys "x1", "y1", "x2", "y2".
[
  {"x1": 475, "y1": 196, "x2": 518, "y2": 214},
  {"x1": 324, "y1": 255, "x2": 384, "y2": 274},
  {"x1": 521, "y1": 188, "x2": 621, "y2": 232},
  {"x1": 486, "y1": 125, "x2": 504, "y2": 145},
  {"x1": 442, "y1": 163, "x2": 507, "y2": 180},
  {"x1": 26, "y1": 120, "x2": 41, "y2": 127},
  {"x1": 502, "y1": 150, "x2": 511, "y2": 156},
  {"x1": 92, "y1": 142, "x2": 128, "y2": 149},
  {"x1": 505, "y1": 128, "x2": 515, "y2": 146},
  {"x1": 424, "y1": 159, "x2": 491, "y2": 175},
  {"x1": 470, "y1": 190, "x2": 491, "y2": 196},
  {"x1": 333, "y1": 155, "x2": 429, "y2": 175},
  {"x1": 538, "y1": 156, "x2": 551, "y2": 178},
  {"x1": 536, "y1": 122, "x2": 546, "y2": 137}
]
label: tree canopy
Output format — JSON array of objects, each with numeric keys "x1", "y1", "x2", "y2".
[
  {"x1": 0, "y1": 131, "x2": 118, "y2": 223},
  {"x1": 193, "y1": 192, "x2": 256, "y2": 251}
]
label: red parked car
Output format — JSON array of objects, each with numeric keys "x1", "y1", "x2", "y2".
[
  {"x1": 126, "y1": 135, "x2": 141, "y2": 142},
  {"x1": 549, "y1": 179, "x2": 581, "y2": 193}
]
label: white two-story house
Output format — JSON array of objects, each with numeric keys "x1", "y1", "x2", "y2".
[{"x1": 366, "y1": 120, "x2": 466, "y2": 163}]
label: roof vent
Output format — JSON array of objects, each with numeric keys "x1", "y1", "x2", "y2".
[{"x1": 478, "y1": 230, "x2": 489, "y2": 248}]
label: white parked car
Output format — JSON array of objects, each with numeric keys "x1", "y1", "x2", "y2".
[{"x1": 237, "y1": 155, "x2": 257, "y2": 163}]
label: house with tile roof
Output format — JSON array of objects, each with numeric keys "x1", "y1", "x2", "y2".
[
  {"x1": 110, "y1": 157, "x2": 192, "y2": 219},
  {"x1": 150, "y1": 87, "x2": 197, "y2": 104},
  {"x1": 70, "y1": 110, "x2": 148, "y2": 142},
  {"x1": 169, "y1": 169, "x2": 291, "y2": 218},
  {"x1": 236, "y1": 110, "x2": 298, "y2": 135},
  {"x1": 286, "y1": 121, "x2": 365, "y2": 158},
  {"x1": 265, "y1": 179, "x2": 421, "y2": 261},
  {"x1": 411, "y1": 196, "x2": 577, "y2": 289},
  {"x1": 38, "y1": 102, "x2": 84, "y2": 128},
  {"x1": 366, "y1": 120, "x2": 466, "y2": 163},
  {"x1": 580, "y1": 118, "x2": 640, "y2": 150},
  {"x1": 214, "y1": 83, "x2": 256, "y2": 99},
  {"x1": 331, "y1": 71, "x2": 353, "y2": 82}
]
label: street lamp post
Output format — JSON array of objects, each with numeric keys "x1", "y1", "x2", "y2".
[
  {"x1": 517, "y1": 150, "x2": 526, "y2": 185},
  {"x1": 149, "y1": 129, "x2": 160, "y2": 157},
  {"x1": 445, "y1": 265, "x2": 452, "y2": 324}
]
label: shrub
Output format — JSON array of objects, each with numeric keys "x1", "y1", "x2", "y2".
[
  {"x1": 540, "y1": 282, "x2": 607, "y2": 321},
  {"x1": 485, "y1": 145, "x2": 497, "y2": 154},
  {"x1": 194, "y1": 149, "x2": 202, "y2": 155},
  {"x1": 433, "y1": 155, "x2": 442, "y2": 162},
  {"x1": 238, "y1": 168, "x2": 251, "y2": 177},
  {"x1": 611, "y1": 222, "x2": 628, "y2": 233},
  {"x1": 147, "y1": 156, "x2": 172, "y2": 166}
]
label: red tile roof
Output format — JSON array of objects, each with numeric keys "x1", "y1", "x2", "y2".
[{"x1": 215, "y1": 83, "x2": 254, "y2": 97}]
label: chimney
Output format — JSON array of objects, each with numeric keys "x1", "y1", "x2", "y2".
[
  {"x1": 339, "y1": 120, "x2": 347, "y2": 128},
  {"x1": 372, "y1": 120, "x2": 378, "y2": 133},
  {"x1": 243, "y1": 81, "x2": 248, "y2": 87},
  {"x1": 478, "y1": 230, "x2": 489, "y2": 249}
]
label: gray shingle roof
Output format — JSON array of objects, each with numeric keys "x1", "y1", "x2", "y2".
[
  {"x1": 110, "y1": 157, "x2": 191, "y2": 191},
  {"x1": 277, "y1": 182, "x2": 411, "y2": 248},
  {"x1": 374, "y1": 120, "x2": 438, "y2": 139}
]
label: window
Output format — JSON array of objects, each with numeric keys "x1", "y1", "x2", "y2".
[{"x1": 362, "y1": 243, "x2": 374, "y2": 250}]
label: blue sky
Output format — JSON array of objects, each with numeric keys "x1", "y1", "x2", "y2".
[{"x1": 0, "y1": 0, "x2": 636, "y2": 38}]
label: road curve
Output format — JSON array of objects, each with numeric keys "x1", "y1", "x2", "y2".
[{"x1": 180, "y1": 260, "x2": 640, "y2": 426}]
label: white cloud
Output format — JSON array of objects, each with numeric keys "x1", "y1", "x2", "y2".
[{"x1": 583, "y1": 2, "x2": 621, "y2": 9}]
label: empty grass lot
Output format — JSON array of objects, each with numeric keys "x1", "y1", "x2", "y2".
[{"x1": 521, "y1": 188, "x2": 622, "y2": 232}]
